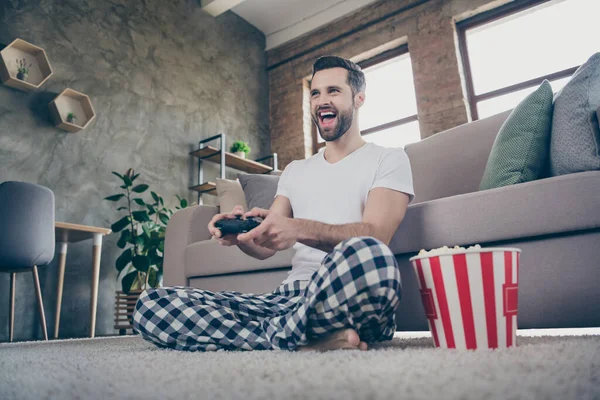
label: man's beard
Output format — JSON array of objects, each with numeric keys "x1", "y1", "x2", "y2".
[{"x1": 313, "y1": 103, "x2": 354, "y2": 142}]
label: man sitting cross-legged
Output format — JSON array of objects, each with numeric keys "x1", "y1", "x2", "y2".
[{"x1": 133, "y1": 55, "x2": 415, "y2": 352}]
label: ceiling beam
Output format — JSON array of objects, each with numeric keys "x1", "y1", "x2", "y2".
[{"x1": 201, "y1": 0, "x2": 246, "y2": 17}]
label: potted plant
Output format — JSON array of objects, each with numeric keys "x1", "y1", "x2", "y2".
[
  {"x1": 16, "y1": 58, "x2": 32, "y2": 81},
  {"x1": 105, "y1": 168, "x2": 192, "y2": 333},
  {"x1": 230, "y1": 140, "x2": 251, "y2": 159},
  {"x1": 66, "y1": 112, "x2": 77, "y2": 124}
]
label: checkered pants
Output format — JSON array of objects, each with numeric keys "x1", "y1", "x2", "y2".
[{"x1": 133, "y1": 236, "x2": 402, "y2": 351}]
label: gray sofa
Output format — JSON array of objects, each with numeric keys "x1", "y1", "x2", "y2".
[{"x1": 163, "y1": 109, "x2": 600, "y2": 331}]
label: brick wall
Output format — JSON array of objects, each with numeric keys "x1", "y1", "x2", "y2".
[{"x1": 267, "y1": 0, "x2": 512, "y2": 167}]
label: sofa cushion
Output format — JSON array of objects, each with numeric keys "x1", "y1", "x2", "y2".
[
  {"x1": 216, "y1": 178, "x2": 247, "y2": 213},
  {"x1": 550, "y1": 52, "x2": 600, "y2": 176},
  {"x1": 405, "y1": 110, "x2": 511, "y2": 203},
  {"x1": 238, "y1": 173, "x2": 279, "y2": 210},
  {"x1": 185, "y1": 239, "x2": 295, "y2": 278},
  {"x1": 189, "y1": 269, "x2": 291, "y2": 294},
  {"x1": 188, "y1": 204, "x2": 219, "y2": 243},
  {"x1": 479, "y1": 80, "x2": 554, "y2": 190},
  {"x1": 389, "y1": 171, "x2": 600, "y2": 255}
]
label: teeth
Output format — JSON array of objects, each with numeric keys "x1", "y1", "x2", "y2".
[{"x1": 320, "y1": 111, "x2": 335, "y2": 117}]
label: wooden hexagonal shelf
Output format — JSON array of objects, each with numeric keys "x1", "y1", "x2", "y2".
[
  {"x1": 0, "y1": 38, "x2": 53, "y2": 92},
  {"x1": 49, "y1": 88, "x2": 97, "y2": 133}
]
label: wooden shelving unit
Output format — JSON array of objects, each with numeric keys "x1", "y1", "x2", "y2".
[
  {"x1": 0, "y1": 38, "x2": 53, "y2": 92},
  {"x1": 189, "y1": 181, "x2": 217, "y2": 195},
  {"x1": 189, "y1": 134, "x2": 278, "y2": 203},
  {"x1": 48, "y1": 88, "x2": 96, "y2": 133},
  {"x1": 190, "y1": 146, "x2": 274, "y2": 174}
]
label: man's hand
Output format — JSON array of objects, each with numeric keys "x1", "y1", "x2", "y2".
[
  {"x1": 237, "y1": 207, "x2": 299, "y2": 251},
  {"x1": 207, "y1": 205, "x2": 245, "y2": 246}
]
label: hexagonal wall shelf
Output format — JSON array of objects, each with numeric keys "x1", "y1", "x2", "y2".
[
  {"x1": 49, "y1": 88, "x2": 96, "y2": 133},
  {"x1": 0, "y1": 38, "x2": 53, "y2": 92}
]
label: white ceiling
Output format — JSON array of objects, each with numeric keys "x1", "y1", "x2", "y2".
[{"x1": 229, "y1": 0, "x2": 379, "y2": 50}]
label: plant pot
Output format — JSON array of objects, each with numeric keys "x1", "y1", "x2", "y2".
[
  {"x1": 16, "y1": 71, "x2": 28, "y2": 81},
  {"x1": 67, "y1": 117, "x2": 76, "y2": 124},
  {"x1": 234, "y1": 151, "x2": 246, "y2": 159},
  {"x1": 114, "y1": 289, "x2": 144, "y2": 335}
]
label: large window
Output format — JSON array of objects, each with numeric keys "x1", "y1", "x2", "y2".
[
  {"x1": 313, "y1": 45, "x2": 420, "y2": 152},
  {"x1": 458, "y1": 0, "x2": 600, "y2": 120}
]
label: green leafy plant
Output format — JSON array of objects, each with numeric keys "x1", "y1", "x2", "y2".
[
  {"x1": 230, "y1": 140, "x2": 251, "y2": 155},
  {"x1": 16, "y1": 58, "x2": 31, "y2": 77},
  {"x1": 104, "y1": 168, "x2": 192, "y2": 294},
  {"x1": 66, "y1": 112, "x2": 77, "y2": 123}
]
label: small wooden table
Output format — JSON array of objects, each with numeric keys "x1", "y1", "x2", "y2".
[{"x1": 54, "y1": 222, "x2": 112, "y2": 339}]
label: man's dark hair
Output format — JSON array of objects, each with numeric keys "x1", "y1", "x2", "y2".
[{"x1": 312, "y1": 56, "x2": 366, "y2": 96}]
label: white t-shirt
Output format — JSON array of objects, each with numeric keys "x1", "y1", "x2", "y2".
[{"x1": 275, "y1": 142, "x2": 415, "y2": 283}]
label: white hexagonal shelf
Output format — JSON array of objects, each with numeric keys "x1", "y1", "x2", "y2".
[
  {"x1": 0, "y1": 38, "x2": 53, "y2": 92},
  {"x1": 49, "y1": 88, "x2": 97, "y2": 133}
]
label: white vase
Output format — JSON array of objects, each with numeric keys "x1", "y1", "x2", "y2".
[{"x1": 235, "y1": 151, "x2": 246, "y2": 159}]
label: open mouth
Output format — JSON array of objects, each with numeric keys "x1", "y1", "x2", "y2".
[{"x1": 318, "y1": 109, "x2": 338, "y2": 129}]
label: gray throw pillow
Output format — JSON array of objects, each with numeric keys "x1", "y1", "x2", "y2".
[
  {"x1": 550, "y1": 52, "x2": 600, "y2": 176},
  {"x1": 237, "y1": 173, "x2": 280, "y2": 210}
]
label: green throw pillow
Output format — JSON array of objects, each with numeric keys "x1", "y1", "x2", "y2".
[{"x1": 479, "y1": 80, "x2": 554, "y2": 190}]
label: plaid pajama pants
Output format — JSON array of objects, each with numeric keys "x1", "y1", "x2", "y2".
[{"x1": 133, "y1": 236, "x2": 402, "y2": 351}]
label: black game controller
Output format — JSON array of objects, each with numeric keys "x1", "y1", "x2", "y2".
[{"x1": 215, "y1": 215, "x2": 261, "y2": 235}]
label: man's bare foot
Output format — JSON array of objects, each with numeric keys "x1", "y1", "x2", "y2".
[{"x1": 298, "y1": 328, "x2": 369, "y2": 352}]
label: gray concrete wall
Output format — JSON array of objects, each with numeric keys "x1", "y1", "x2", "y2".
[{"x1": 0, "y1": 0, "x2": 269, "y2": 341}]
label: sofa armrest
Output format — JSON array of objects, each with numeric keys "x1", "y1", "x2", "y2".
[{"x1": 163, "y1": 204, "x2": 218, "y2": 286}]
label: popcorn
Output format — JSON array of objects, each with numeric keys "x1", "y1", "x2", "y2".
[{"x1": 418, "y1": 244, "x2": 482, "y2": 256}]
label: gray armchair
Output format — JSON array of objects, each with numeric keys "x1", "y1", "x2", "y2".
[{"x1": 0, "y1": 181, "x2": 55, "y2": 342}]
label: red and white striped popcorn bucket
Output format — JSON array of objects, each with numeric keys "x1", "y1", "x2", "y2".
[{"x1": 409, "y1": 247, "x2": 521, "y2": 350}]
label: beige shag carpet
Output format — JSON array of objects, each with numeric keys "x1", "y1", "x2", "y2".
[{"x1": 1, "y1": 329, "x2": 599, "y2": 400}]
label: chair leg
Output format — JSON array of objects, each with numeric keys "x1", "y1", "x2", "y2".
[
  {"x1": 32, "y1": 266, "x2": 48, "y2": 341},
  {"x1": 9, "y1": 272, "x2": 16, "y2": 342}
]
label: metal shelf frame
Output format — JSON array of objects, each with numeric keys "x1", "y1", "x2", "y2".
[{"x1": 190, "y1": 133, "x2": 278, "y2": 204}]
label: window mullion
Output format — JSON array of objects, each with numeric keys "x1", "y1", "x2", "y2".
[
  {"x1": 361, "y1": 114, "x2": 418, "y2": 136},
  {"x1": 474, "y1": 65, "x2": 580, "y2": 103}
]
